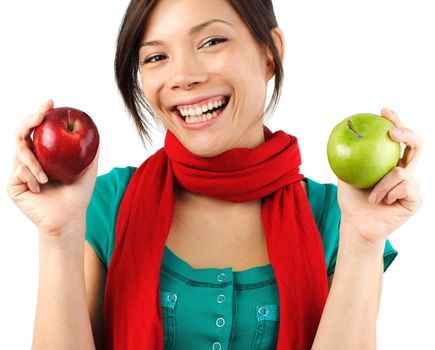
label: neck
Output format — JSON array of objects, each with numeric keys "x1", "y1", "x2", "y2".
[
  {"x1": 174, "y1": 185, "x2": 262, "y2": 213},
  {"x1": 235, "y1": 124, "x2": 266, "y2": 150}
]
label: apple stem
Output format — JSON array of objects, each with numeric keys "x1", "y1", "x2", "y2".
[
  {"x1": 347, "y1": 120, "x2": 363, "y2": 138},
  {"x1": 67, "y1": 109, "x2": 74, "y2": 132}
]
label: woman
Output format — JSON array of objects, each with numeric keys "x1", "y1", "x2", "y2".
[{"x1": 7, "y1": 0, "x2": 422, "y2": 349}]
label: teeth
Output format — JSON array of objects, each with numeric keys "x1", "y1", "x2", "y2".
[
  {"x1": 177, "y1": 98, "x2": 227, "y2": 118},
  {"x1": 185, "y1": 108, "x2": 223, "y2": 124}
]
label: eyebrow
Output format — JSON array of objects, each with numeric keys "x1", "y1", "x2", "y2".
[{"x1": 140, "y1": 19, "x2": 232, "y2": 48}]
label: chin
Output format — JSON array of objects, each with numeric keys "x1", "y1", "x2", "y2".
[
  {"x1": 186, "y1": 145, "x2": 224, "y2": 158},
  {"x1": 180, "y1": 136, "x2": 229, "y2": 158}
]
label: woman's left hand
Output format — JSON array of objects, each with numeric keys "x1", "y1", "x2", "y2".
[{"x1": 337, "y1": 108, "x2": 423, "y2": 246}]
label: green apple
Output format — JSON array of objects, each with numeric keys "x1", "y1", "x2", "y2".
[{"x1": 327, "y1": 113, "x2": 401, "y2": 188}]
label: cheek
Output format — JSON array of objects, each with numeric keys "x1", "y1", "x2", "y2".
[
  {"x1": 140, "y1": 73, "x2": 160, "y2": 105},
  {"x1": 206, "y1": 44, "x2": 266, "y2": 85},
  {"x1": 207, "y1": 46, "x2": 267, "y2": 113}
]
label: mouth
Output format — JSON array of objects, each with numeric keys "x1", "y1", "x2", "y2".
[{"x1": 171, "y1": 95, "x2": 230, "y2": 124}]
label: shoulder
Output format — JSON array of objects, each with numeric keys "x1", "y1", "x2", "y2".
[
  {"x1": 89, "y1": 165, "x2": 137, "y2": 225},
  {"x1": 95, "y1": 166, "x2": 137, "y2": 192},
  {"x1": 86, "y1": 166, "x2": 137, "y2": 267},
  {"x1": 90, "y1": 166, "x2": 135, "y2": 203},
  {"x1": 303, "y1": 177, "x2": 341, "y2": 276},
  {"x1": 303, "y1": 177, "x2": 340, "y2": 233}
]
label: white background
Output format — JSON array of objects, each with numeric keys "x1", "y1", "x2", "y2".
[{"x1": 0, "y1": 0, "x2": 433, "y2": 348}]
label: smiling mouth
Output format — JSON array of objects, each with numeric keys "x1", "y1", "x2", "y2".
[{"x1": 172, "y1": 96, "x2": 230, "y2": 124}]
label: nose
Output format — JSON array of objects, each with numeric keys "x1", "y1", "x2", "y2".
[{"x1": 167, "y1": 52, "x2": 207, "y2": 90}]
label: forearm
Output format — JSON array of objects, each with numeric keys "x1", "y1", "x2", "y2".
[
  {"x1": 312, "y1": 226, "x2": 385, "y2": 350},
  {"x1": 32, "y1": 226, "x2": 96, "y2": 350}
]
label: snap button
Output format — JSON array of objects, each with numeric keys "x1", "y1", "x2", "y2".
[
  {"x1": 212, "y1": 342, "x2": 222, "y2": 350},
  {"x1": 258, "y1": 306, "x2": 268, "y2": 317},
  {"x1": 216, "y1": 272, "x2": 227, "y2": 282},
  {"x1": 216, "y1": 317, "x2": 225, "y2": 328},
  {"x1": 166, "y1": 293, "x2": 177, "y2": 303},
  {"x1": 216, "y1": 294, "x2": 226, "y2": 303}
]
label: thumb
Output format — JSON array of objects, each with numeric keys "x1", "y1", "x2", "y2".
[{"x1": 38, "y1": 99, "x2": 54, "y2": 114}]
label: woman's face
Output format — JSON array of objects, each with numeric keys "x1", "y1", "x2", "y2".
[{"x1": 139, "y1": 0, "x2": 278, "y2": 157}]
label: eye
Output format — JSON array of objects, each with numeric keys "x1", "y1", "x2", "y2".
[
  {"x1": 201, "y1": 37, "x2": 227, "y2": 49},
  {"x1": 143, "y1": 54, "x2": 167, "y2": 64}
]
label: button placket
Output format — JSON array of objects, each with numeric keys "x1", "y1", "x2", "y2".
[{"x1": 211, "y1": 270, "x2": 231, "y2": 350}]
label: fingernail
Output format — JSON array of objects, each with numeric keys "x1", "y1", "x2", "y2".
[
  {"x1": 369, "y1": 191, "x2": 377, "y2": 203},
  {"x1": 39, "y1": 172, "x2": 48, "y2": 183}
]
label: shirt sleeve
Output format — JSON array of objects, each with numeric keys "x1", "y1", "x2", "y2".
[
  {"x1": 305, "y1": 178, "x2": 398, "y2": 276},
  {"x1": 85, "y1": 166, "x2": 136, "y2": 268}
]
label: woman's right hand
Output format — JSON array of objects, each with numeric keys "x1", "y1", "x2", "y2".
[{"x1": 7, "y1": 100, "x2": 99, "y2": 238}]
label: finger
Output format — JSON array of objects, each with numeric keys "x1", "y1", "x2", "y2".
[
  {"x1": 369, "y1": 167, "x2": 409, "y2": 203},
  {"x1": 38, "y1": 99, "x2": 54, "y2": 114},
  {"x1": 388, "y1": 127, "x2": 423, "y2": 171},
  {"x1": 15, "y1": 113, "x2": 46, "y2": 144},
  {"x1": 384, "y1": 179, "x2": 422, "y2": 213},
  {"x1": 15, "y1": 145, "x2": 48, "y2": 184},
  {"x1": 380, "y1": 108, "x2": 405, "y2": 128},
  {"x1": 8, "y1": 164, "x2": 40, "y2": 196}
]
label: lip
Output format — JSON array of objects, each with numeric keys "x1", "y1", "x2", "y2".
[{"x1": 171, "y1": 94, "x2": 229, "y2": 110}]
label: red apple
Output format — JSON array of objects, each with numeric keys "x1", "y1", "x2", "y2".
[{"x1": 33, "y1": 107, "x2": 99, "y2": 184}]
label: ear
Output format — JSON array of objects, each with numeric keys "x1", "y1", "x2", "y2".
[{"x1": 265, "y1": 27, "x2": 285, "y2": 81}]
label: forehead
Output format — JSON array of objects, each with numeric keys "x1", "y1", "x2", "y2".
[{"x1": 142, "y1": 0, "x2": 242, "y2": 40}]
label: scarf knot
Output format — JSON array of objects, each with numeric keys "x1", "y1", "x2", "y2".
[{"x1": 165, "y1": 127, "x2": 304, "y2": 202}]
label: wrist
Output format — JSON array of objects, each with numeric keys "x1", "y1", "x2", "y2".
[
  {"x1": 38, "y1": 220, "x2": 86, "y2": 252},
  {"x1": 339, "y1": 222, "x2": 386, "y2": 258}
]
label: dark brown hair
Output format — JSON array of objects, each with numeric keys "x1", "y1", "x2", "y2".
[{"x1": 115, "y1": 0, "x2": 283, "y2": 148}]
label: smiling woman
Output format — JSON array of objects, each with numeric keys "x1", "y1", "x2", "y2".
[
  {"x1": 5, "y1": 0, "x2": 424, "y2": 350},
  {"x1": 116, "y1": 0, "x2": 284, "y2": 157}
]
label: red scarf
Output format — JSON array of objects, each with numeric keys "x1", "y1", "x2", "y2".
[{"x1": 104, "y1": 126, "x2": 328, "y2": 349}]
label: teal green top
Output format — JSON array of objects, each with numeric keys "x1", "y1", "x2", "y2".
[{"x1": 86, "y1": 167, "x2": 397, "y2": 350}]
